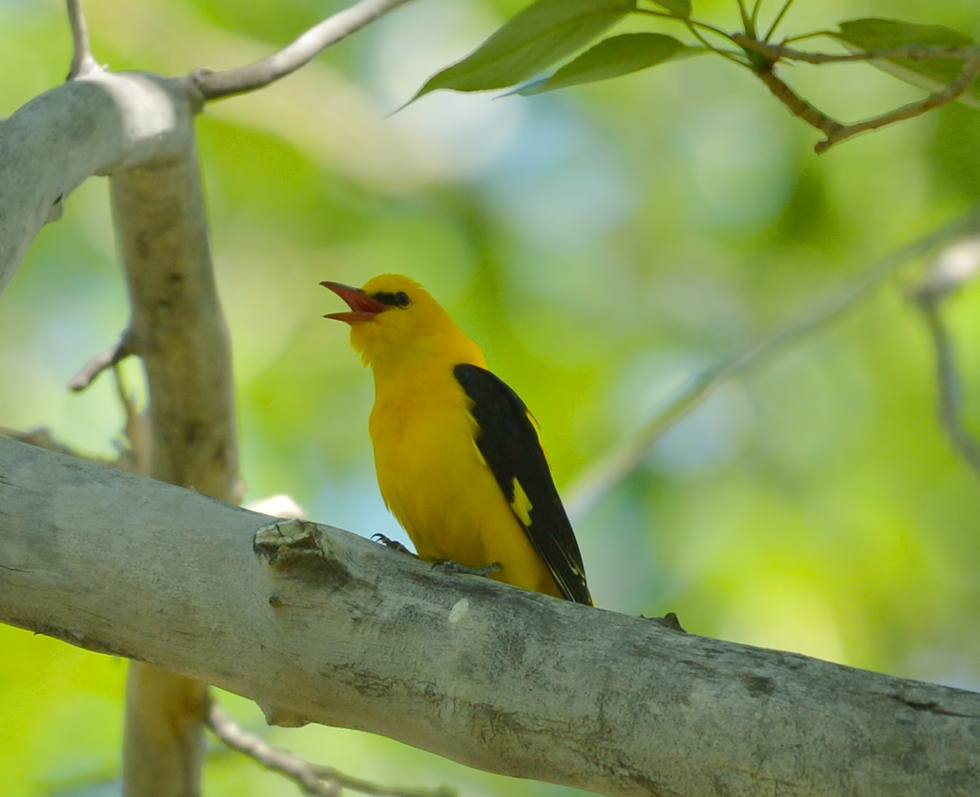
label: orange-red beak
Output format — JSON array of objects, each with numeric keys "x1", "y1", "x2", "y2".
[{"x1": 321, "y1": 281, "x2": 387, "y2": 323}]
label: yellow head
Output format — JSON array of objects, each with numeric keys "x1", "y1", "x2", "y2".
[{"x1": 322, "y1": 274, "x2": 485, "y2": 373}]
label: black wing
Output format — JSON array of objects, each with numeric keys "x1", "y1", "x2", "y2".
[{"x1": 454, "y1": 364, "x2": 592, "y2": 605}]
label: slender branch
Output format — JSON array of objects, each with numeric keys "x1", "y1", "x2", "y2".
[
  {"x1": 735, "y1": 0, "x2": 752, "y2": 36},
  {"x1": 909, "y1": 238, "x2": 980, "y2": 481},
  {"x1": 815, "y1": 58, "x2": 980, "y2": 153},
  {"x1": 67, "y1": 329, "x2": 133, "y2": 392},
  {"x1": 0, "y1": 425, "x2": 86, "y2": 459},
  {"x1": 755, "y1": 66, "x2": 843, "y2": 137},
  {"x1": 684, "y1": 21, "x2": 751, "y2": 66},
  {"x1": 913, "y1": 298, "x2": 980, "y2": 479},
  {"x1": 763, "y1": 0, "x2": 797, "y2": 43},
  {"x1": 193, "y1": 0, "x2": 417, "y2": 101},
  {"x1": 634, "y1": 8, "x2": 743, "y2": 51},
  {"x1": 206, "y1": 703, "x2": 336, "y2": 797},
  {"x1": 741, "y1": 39, "x2": 980, "y2": 154},
  {"x1": 66, "y1": 0, "x2": 98, "y2": 79},
  {"x1": 207, "y1": 703, "x2": 454, "y2": 797},
  {"x1": 781, "y1": 29, "x2": 838, "y2": 46},
  {"x1": 735, "y1": 35, "x2": 980, "y2": 65},
  {"x1": 750, "y1": 0, "x2": 763, "y2": 33},
  {"x1": 566, "y1": 206, "x2": 980, "y2": 521}
]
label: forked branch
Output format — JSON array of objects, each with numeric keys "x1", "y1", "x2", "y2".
[{"x1": 732, "y1": 33, "x2": 980, "y2": 153}]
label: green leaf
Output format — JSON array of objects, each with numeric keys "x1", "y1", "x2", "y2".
[
  {"x1": 410, "y1": 0, "x2": 636, "y2": 101},
  {"x1": 833, "y1": 18, "x2": 980, "y2": 110},
  {"x1": 517, "y1": 33, "x2": 697, "y2": 95},
  {"x1": 651, "y1": 0, "x2": 691, "y2": 18},
  {"x1": 836, "y1": 18, "x2": 973, "y2": 50}
]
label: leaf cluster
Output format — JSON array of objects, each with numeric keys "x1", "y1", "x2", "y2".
[{"x1": 408, "y1": 0, "x2": 980, "y2": 150}]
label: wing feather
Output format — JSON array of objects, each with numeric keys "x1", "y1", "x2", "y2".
[{"x1": 453, "y1": 364, "x2": 592, "y2": 605}]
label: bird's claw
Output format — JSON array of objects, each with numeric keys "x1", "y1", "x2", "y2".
[{"x1": 371, "y1": 533, "x2": 415, "y2": 556}]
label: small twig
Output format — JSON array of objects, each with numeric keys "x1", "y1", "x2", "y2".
[
  {"x1": 734, "y1": 0, "x2": 752, "y2": 36},
  {"x1": 68, "y1": 330, "x2": 133, "y2": 392},
  {"x1": 763, "y1": 0, "x2": 797, "y2": 44},
  {"x1": 205, "y1": 702, "x2": 454, "y2": 797},
  {"x1": 683, "y1": 20, "x2": 750, "y2": 66},
  {"x1": 566, "y1": 206, "x2": 980, "y2": 521},
  {"x1": 734, "y1": 35, "x2": 980, "y2": 65},
  {"x1": 750, "y1": 0, "x2": 763, "y2": 33},
  {"x1": 634, "y1": 8, "x2": 743, "y2": 54},
  {"x1": 0, "y1": 425, "x2": 82, "y2": 458},
  {"x1": 66, "y1": 0, "x2": 98, "y2": 79},
  {"x1": 909, "y1": 238, "x2": 980, "y2": 480},
  {"x1": 111, "y1": 363, "x2": 152, "y2": 475},
  {"x1": 738, "y1": 35, "x2": 980, "y2": 154},
  {"x1": 755, "y1": 66, "x2": 843, "y2": 137},
  {"x1": 193, "y1": 0, "x2": 417, "y2": 101},
  {"x1": 815, "y1": 57, "x2": 980, "y2": 153}
]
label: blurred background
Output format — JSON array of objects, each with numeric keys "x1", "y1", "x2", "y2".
[{"x1": 2, "y1": 0, "x2": 979, "y2": 794}]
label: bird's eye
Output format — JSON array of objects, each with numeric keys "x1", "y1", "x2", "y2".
[{"x1": 373, "y1": 290, "x2": 412, "y2": 308}]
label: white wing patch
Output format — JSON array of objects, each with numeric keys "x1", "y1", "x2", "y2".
[{"x1": 510, "y1": 477, "x2": 533, "y2": 527}]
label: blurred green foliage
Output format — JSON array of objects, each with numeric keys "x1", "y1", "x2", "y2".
[{"x1": 2, "y1": 0, "x2": 979, "y2": 794}]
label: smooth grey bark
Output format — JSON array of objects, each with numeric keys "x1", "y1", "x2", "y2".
[
  {"x1": 0, "y1": 72, "x2": 195, "y2": 294},
  {"x1": 111, "y1": 106, "x2": 240, "y2": 796},
  {"x1": 1, "y1": 437, "x2": 978, "y2": 797},
  {"x1": 0, "y1": 61, "x2": 239, "y2": 794}
]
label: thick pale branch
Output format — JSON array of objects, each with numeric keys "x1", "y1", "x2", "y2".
[
  {"x1": 111, "y1": 131, "x2": 239, "y2": 499},
  {"x1": 1, "y1": 438, "x2": 978, "y2": 797},
  {"x1": 0, "y1": 72, "x2": 197, "y2": 295},
  {"x1": 192, "y1": 0, "x2": 416, "y2": 101},
  {"x1": 109, "y1": 89, "x2": 240, "y2": 795}
]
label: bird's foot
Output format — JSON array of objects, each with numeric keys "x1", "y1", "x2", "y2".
[
  {"x1": 432, "y1": 559, "x2": 502, "y2": 579},
  {"x1": 372, "y1": 533, "x2": 415, "y2": 556}
]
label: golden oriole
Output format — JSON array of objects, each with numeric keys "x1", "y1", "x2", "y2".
[{"x1": 322, "y1": 274, "x2": 593, "y2": 605}]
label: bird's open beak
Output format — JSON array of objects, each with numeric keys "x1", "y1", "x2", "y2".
[{"x1": 321, "y1": 281, "x2": 388, "y2": 323}]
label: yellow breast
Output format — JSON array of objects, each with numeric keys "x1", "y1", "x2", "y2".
[{"x1": 368, "y1": 364, "x2": 561, "y2": 597}]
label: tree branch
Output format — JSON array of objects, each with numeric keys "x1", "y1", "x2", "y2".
[
  {"x1": 192, "y1": 0, "x2": 417, "y2": 101},
  {"x1": 732, "y1": 35, "x2": 980, "y2": 153},
  {"x1": 815, "y1": 57, "x2": 980, "y2": 153},
  {"x1": 1, "y1": 437, "x2": 978, "y2": 797},
  {"x1": 566, "y1": 205, "x2": 980, "y2": 521},
  {"x1": 66, "y1": 0, "x2": 98, "y2": 80},
  {"x1": 68, "y1": 330, "x2": 133, "y2": 392},
  {"x1": 206, "y1": 703, "x2": 453, "y2": 797},
  {"x1": 909, "y1": 237, "x2": 980, "y2": 480},
  {"x1": 754, "y1": 66, "x2": 844, "y2": 138},
  {"x1": 734, "y1": 34, "x2": 980, "y2": 65},
  {"x1": 108, "y1": 85, "x2": 241, "y2": 797},
  {"x1": 0, "y1": 72, "x2": 197, "y2": 296}
]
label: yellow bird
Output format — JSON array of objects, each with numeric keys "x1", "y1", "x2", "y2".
[{"x1": 322, "y1": 274, "x2": 593, "y2": 605}]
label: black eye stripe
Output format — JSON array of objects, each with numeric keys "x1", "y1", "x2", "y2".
[{"x1": 374, "y1": 291, "x2": 411, "y2": 308}]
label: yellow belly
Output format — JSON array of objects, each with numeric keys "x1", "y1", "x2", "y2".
[{"x1": 369, "y1": 375, "x2": 561, "y2": 599}]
